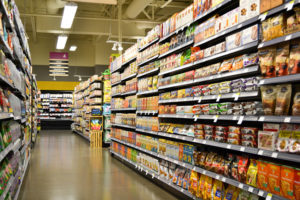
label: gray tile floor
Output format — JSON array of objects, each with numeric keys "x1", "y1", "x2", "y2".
[{"x1": 19, "y1": 130, "x2": 177, "y2": 200}]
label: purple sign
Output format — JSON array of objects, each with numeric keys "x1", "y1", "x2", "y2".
[{"x1": 49, "y1": 52, "x2": 69, "y2": 60}]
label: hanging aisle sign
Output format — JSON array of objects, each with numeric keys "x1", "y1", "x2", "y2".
[{"x1": 49, "y1": 52, "x2": 69, "y2": 76}]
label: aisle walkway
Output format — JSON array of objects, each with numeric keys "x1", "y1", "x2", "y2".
[{"x1": 19, "y1": 130, "x2": 177, "y2": 200}]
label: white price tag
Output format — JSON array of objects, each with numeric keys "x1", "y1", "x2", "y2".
[
  {"x1": 233, "y1": 116, "x2": 238, "y2": 120},
  {"x1": 237, "y1": 116, "x2": 244, "y2": 125},
  {"x1": 227, "y1": 144, "x2": 232, "y2": 149},
  {"x1": 202, "y1": 140, "x2": 207, "y2": 144},
  {"x1": 203, "y1": 170, "x2": 207, "y2": 175},
  {"x1": 194, "y1": 116, "x2": 198, "y2": 122},
  {"x1": 258, "y1": 43, "x2": 265, "y2": 48},
  {"x1": 198, "y1": 97, "x2": 202, "y2": 103},
  {"x1": 285, "y1": 34, "x2": 292, "y2": 41},
  {"x1": 146, "y1": 170, "x2": 148, "y2": 175},
  {"x1": 135, "y1": 164, "x2": 137, "y2": 168},
  {"x1": 248, "y1": 187, "x2": 254, "y2": 193},
  {"x1": 221, "y1": 177, "x2": 226, "y2": 182},
  {"x1": 182, "y1": 163, "x2": 186, "y2": 167},
  {"x1": 152, "y1": 173, "x2": 155, "y2": 179},
  {"x1": 286, "y1": 0, "x2": 295, "y2": 11},
  {"x1": 239, "y1": 183, "x2": 244, "y2": 189},
  {"x1": 266, "y1": 193, "x2": 273, "y2": 200},
  {"x1": 258, "y1": 190, "x2": 264, "y2": 197},
  {"x1": 258, "y1": 116, "x2": 265, "y2": 121},
  {"x1": 271, "y1": 152, "x2": 278, "y2": 158},
  {"x1": 240, "y1": 147, "x2": 245, "y2": 152},
  {"x1": 174, "y1": 160, "x2": 178, "y2": 164},
  {"x1": 181, "y1": 188, "x2": 184, "y2": 192},
  {"x1": 176, "y1": 135, "x2": 179, "y2": 139},
  {"x1": 216, "y1": 95, "x2": 221, "y2": 102},
  {"x1": 193, "y1": 167, "x2": 196, "y2": 171},
  {"x1": 259, "y1": 80, "x2": 265, "y2": 85},
  {"x1": 284, "y1": 117, "x2": 291, "y2": 123},
  {"x1": 216, "y1": 175, "x2": 220, "y2": 180},
  {"x1": 258, "y1": 150, "x2": 264, "y2": 155},
  {"x1": 259, "y1": 12, "x2": 268, "y2": 21},
  {"x1": 234, "y1": 93, "x2": 240, "y2": 101},
  {"x1": 213, "y1": 115, "x2": 219, "y2": 123}
]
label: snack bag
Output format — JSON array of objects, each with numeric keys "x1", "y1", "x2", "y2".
[
  {"x1": 190, "y1": 171, "x2": 198, "y2": 195},
  {"x1": 289, "y1": 40, "x2": 300, "y2": 74},
  {"x1": 261, "y1": 86, "x2": 277, "y2": 115},
  {"x1": 270, "y1": 14, "x2": 285, "y2": 40},
  {"x1": 277, "y1": 124, "x2": 293, "y2": 152},
  {"x1": 294, "y1": 168, "x2": 300, "y2": 200},
  {"x1": 257, "y1": 160, "x2": 269, "y2": 191},
  {"x1": 224, "y1": 185, "x2": 238, "y2": 200},
  {"x1": 275, "y1": 44, "x2": 290, "y2": 76},
  {"x1": 259, "y1": 48, "x2": 276, "y2": 78},
  {"x1": 281, "y1": 165, "x2": 295, "y2": 200},
  {"x1": 290, "y1": 124, "x2": 300, "y2": 153},
  {"x1": 219, "y1": 58, "x2": 234, "y2": 73},
  {"x1": 246, "y1": 159, "x2": 258, "y2": 187},
  {"x1": 212, "y1": 180, "x2": 223, "y2": 200},
  {"x1": 197, "y1": 174, "x2": 206, "y2": 198},
  {"x1": 204, "y1": 176, "x2": 213, "y2": 200},
  {"x1": 275, "y1": 84, "x2": 292, "y2": 116},
  {"x1": 183, "y1": 170, "x2": 190, "y2": 190},
  {"x1": 262, "y1": 19, "x2": 271, "y2": 42},
  {"x1": 268, "y1": 162, "x2": 281, "y2": 195},
  {"x1": 237, "y1": 156, "x2": 249, "y2": 183}
]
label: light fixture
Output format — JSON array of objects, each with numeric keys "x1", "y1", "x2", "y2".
[
  {"x1": 69, "y1": 45, "x2": 77, "y2": 51},
  {"x1": 56, "y1": 35, "x2": 68, "y2": 49},
  {"x1": 61, "y1": 2, "x2": 78, "y2": 29},
  {"x1": 118, "y1": 43, "x2": 123, "y2": 51},
  {"x1": 112, "y1": 43, "x2": 117, "y2": 51},
  {"x1": 78, "y1": 76, "x2": 82, "y2": 81}
]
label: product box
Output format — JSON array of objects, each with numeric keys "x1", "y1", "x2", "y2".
[
  {"x1": 242, "y1": 24, "x2": 259, "y2": 45},
  {"x1": 226, "y1": 31, "x2": 242, "y2": 50},
  {"x1": 239, "y1": 0, "x2": 260, "y2": 22}
]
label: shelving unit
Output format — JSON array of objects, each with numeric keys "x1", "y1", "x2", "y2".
[{"x1": 108, "y1": 0, "x2": 300, "y2": 199}]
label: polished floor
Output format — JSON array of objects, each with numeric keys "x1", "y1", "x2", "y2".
[{"x1": 19, "y1": 130, "x2": 178, "y2": 200}]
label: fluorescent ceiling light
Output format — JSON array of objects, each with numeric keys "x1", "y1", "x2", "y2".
[
  {"x1": 49, "y1": 74, "x2": 69, "y2": 77},
  {"x1": 56, "y1": 35, "x2": 68, "y2": 49},
  {"x1": 61, "y1": 3, "x2": 78, "y2": 29},
  {"x1": 49, "y1": 66, "x2": 69, "y2": 69},
  {"x1": 49, "y1": 70, "x2": 69, "y2": 73},
  {"x1": 69, "y1": 45, "x2": 77, "y2": 51}
]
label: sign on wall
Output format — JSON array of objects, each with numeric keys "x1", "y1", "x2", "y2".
[{"x1": 49, "y1": 52, "x2": 69, "y2": 77}]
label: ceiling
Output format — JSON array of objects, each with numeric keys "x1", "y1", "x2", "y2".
[{"x1": 16, "y1": 0, "x2": 192, "y2": 41}]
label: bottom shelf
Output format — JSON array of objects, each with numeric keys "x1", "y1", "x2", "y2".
[
  {"x1": 13, "y1": 154, "x2": 31, "y2": 200},
  {"x1": 110, "y1": 150, "x2": 194, "y2": 200},
  {"x1": 73, "y1": 129, "x2": 90, "y2": 142}
]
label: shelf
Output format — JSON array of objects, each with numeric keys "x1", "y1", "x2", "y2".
[
  {"x1": 259, "y1": 31, "x2": 300, "y2": 49},
  {"x1": 136, "y1": 110, "x2": 158, "y2": 115},
  {"x1": 13, "y1": 154, "x2": 31, "y2": 200},
  {"x1": 194, "y1": 65, "x2": 260, "y2": 85},
  {"x1": 121, "y1": 90, "x2": 137, "y2": 96},
  {"x1": 121, "y1": 73, "x2": 137, "y2": 82},
  {"x1": 159, "y1": 31, "x2": 176, "y2": 43},
  {"x1": 110, "y1": 150, "x2": 194, "y2": 200},
  {"x1": 122, "y1": 56, "x2": 137, "y2": 67},
  {"x1": 194, "y1": 16, "x2": 259, "y2": 47},
  {"x1": 158, "y1": 40, "x2": 194, "y2": 59},
  {"x1": 158, "y1": 80, "x2": 194, "y2": 90},
  {"x1": 111, "y1": 123, "x2": 136, "y2": 130},
  {"x1": 158, "y1": 63, "x2": 193, "y2": 76},
  {"x1": 159, "y1": 97, "x2": 195, "y2": 104},
  {"x1": 195, "y1": 91, "x2": 260, "y2": 102},
  {"x1": 257, "y1": 115, "x2": 300, "y2": 124},
  {"x1": 135, "y1": 128, "x2": 158, "y2": 136},
  {"x1": 138, "y1": 38, "x2": 159, "y2": 52},
  {"x1": 111, "y1": 93, "x2": 122, "y2": 97},
  {"x1": 0, "y1": 139, "x2": 21, "y2": 164},
  {"x1": 111, "y1": 81, "x2": 121, "y2": 87},
  {"x1": 0, "y1": 174, "x2": 15, "y2": 200},
  {"x1": 158, "y1": 114, "x2": 194, "y2": 119},
  {"x1": 137, "y1": 55, "x2": 159, "y2": 67},
  {"x1": 194, "y1": 41, "x2": 259, "y2": 67},
  {"x1": 73, "y1": 130, "x2": 90, "y2": 142},
  {"x1": 136, "y1": 89, "x2": 159, "y2": 96},
  {"x1": 195, "y1": 115, "x2": 258, "y2": 122},
  {"x1": 137, "y1": 68, "x2": 159, "y2": 78},
  {"x1": 89, "y1": 94, "x2": 102, "y2": 98},
  {"x1": 193, "y1": 0, "x2": 232, "y2": 23},
  {"x1": 0, "y1": 0, "x2": 13, "y2": 30},
  {"x1": 111, "y1": 108, "x2": 136, "y2": 112},
  {"x1": 259, "y1": 74, "x2": 300, "y2": 85},
  {"x1": 0, "y1": 112, "x2": 14, "y2": 120}
]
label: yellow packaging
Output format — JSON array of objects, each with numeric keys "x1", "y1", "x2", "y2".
[
  {"x1": 197, "y1": 174, "x2": 206, "y2": 198},
  {"x1": 246, "y1": 159, "x2": 258, "y2": 187},
  {"x1": 224, "y1": 185, "x2": 239, "y2": 200},
  {"x1": 204, "y1": 176, "x2": 213, "y2": 200},
  {"x1": 190, "y1": 171, "x2": 199, "y2": 196},
  {"x1": 212, "y1": 180, "x2": 223, "y2": 200}
]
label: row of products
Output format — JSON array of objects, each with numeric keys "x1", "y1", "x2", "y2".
[
  {"x1": 137, "y1": 43, "x2": 159, "y2": 65},
  {"x1": 111, "y1": 96, "x2": 136, "y2": 109},
  {"x1": 159, "y1": 105, "x2": 193, "y2": 115},
  {"x1": 111, "y1": 142, "x2": 138, "y2": 163},
  {"x1": 137, "y1": 76, "x2": 158, "y2": 92},
  {"x1": 137, "y1": 96, "x2": 159, "y2": 111},
  {"x1": 138, "y1": 26, "x2": 160, "y2": 50},
  {"x1": 0, "y1": 121, "x2": 21, "y2": 150},
  {"x1": 0, "y1": 89, "x2": 10, "y2": 113},
  {"x1": 136, "y1": 116, "x2": 159, "y2": 132},
  {"x1": 111, "y1": 128, "x2": 136, "y2": 145},
  {"x1": 122, "y1": 44, "x2": 138, "y2": 64},
  {"x1": 121, "y1": 61, "x2": 138, "y2": 80},
  {"x1": 138, "y1": 61, "x2": 159, "y2": 75},
  {"x1": 262, "y1": 9, "x2": 300, "y2": 42},
  {"x1": 259, "y1": 41, "x2": 300, "y2": 78},
  {"x1": 111, "y1": 113, "x2": 136, "y2": 126},
  {"x1": 261, "y1": 84, "x2": 299, "y2": 116},
  {"x1": 124, "y1": 78, "x2": 137, "y2": 93},
  {"x1": 111, "y1": 72, "x2": 120, "y2": 84}
]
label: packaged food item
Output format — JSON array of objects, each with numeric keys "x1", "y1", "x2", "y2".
[
  {"x1": 268, "y1": 162, "x2": 281, "y2": 195},
  {"x1": 243, "y1": 53, "x2": 259, "y2": 67},
  {"x1": 275, "y1": 84, "x2": 292, "y2": 116},
  {"x1": 259, "y1": 48, "x2": 276, "y2": 78},
  {"x1": 258, "y1": 131, "x2": 278, "y2": 151},
  {"x1": 289, "y1": 40, "x2": 300, "y2": 74},
  {"x1": 242, "y1": 24, "x2": 258, "y2": 45},
  {"x1": 204, "y1": 176, "x2": 213, "y2": 200},
  {"x1": 257, "y1": 160, "x2": 269, "y2": 191},
  {"x1": 224, "y1": 184, "x2": 239, "y2": 200},
  {"x1": 219, "y1": 58, "x2": 234, "y2": 73},
  {"x1": 246, "y1": 159, "x2": 258, "y2": 187},
  {"x1": 212, "y1": 180, "x2": 223, "y2": 200},
  {"x1": 277, "y1": 124, "x2": 293, "y2": 152},
  {"x1": 292, "y1": 92, "x2": 300, "y2": 116},
  {"x1": 261, "y1": 86, "x2": 277, "y2": 115},
  {"x1": 270, "y1": 14, "x2": 285, "y2": 40},
  {"x1": 226, "y1": 32, "x2": 242, "y2": 50},
  {"x1": 262, "y1": 19, "x2": 271, "y2": 42},
  {"x1": 295, "y1": 168, "x2": 300, "y2": 200},
  {"x1": 237, "y1": 156, "x2": 249, "y2": 183},
  {"x1": 190, "y1": 170, "x2": 198, "y2": 195},
  {"x1": 197, "y1": 174, "x2": 206, "y2": 199},
  {"x1": 281, "y1": 165, "x2": 295, "y2": 200},
  {"x1": 275, "y1": 44, "x2": 289, "y2": 76}
]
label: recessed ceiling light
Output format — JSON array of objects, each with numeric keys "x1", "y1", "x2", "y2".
[
  {"x1": 56, "y1": 35, "x2": 68, "y2": 50},
  {"x1": 61, "y1": 3, "x2": 78, "y2": 29},
  {"x1": 69, "y1": 45, "x2": 77, "y2": 51}
]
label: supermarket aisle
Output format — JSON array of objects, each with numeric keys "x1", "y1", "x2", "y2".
[{"x1": 18, "y1": 130, "x2": 177, "y2": 200}]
